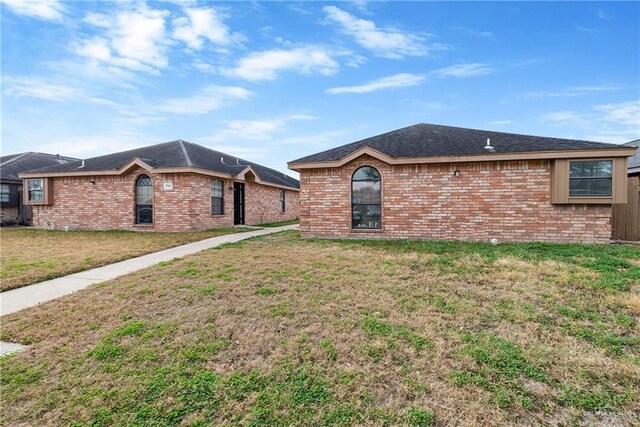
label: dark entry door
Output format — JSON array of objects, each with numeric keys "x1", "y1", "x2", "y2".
[{"x1": 233, "y1": 182, "x2": 245, "y2": 225}]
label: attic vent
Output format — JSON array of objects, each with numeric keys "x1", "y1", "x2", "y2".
[
  {"x1": 484, "y1": 138, "x2": 495, "y2": 153},
  {"x1": 221, "y1": 156, "x2": 225, "y2": 164},
  {"x1": 78, "y1": 160, "x2": 85, "y2": 168}
]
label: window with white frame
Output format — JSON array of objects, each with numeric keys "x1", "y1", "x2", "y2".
[{"x1": 27, "y1": 179, "x2": 44, "y2": 202}]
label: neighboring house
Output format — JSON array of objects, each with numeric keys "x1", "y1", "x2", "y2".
[
  {"x1": 625, "y1": 139, "x2": 640, "y2": 177},
  {"x1": 0, "y1": 152, "x2": 78, "y2": 226},
  {"x1": 611, "y1": 139, "x2": 639, "y2": 241},
  {"x1": 288, "y1": 123, "x2": 637, "y2": 244},
  {"x1": 19, "y1": 140, "x2": 299, "y2": 231}
]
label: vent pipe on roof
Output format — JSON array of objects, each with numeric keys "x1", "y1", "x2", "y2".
[
  {"x1": 484, "y1": 138, "x2": 495, "y2": 153},
  {"x1": 79, "y1": 160, "x2": 85, "y2": 168},
  {"x1": 221, "y1": 156, "x2": 225, "y2": 164}
]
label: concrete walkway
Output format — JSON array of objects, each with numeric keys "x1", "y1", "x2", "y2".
[
  {"x1": 0, "y1": 341, "x2": 27, "y2": 356},
  {"x1": 1, "y1": 224, "x2": 298, "y2": 317}
]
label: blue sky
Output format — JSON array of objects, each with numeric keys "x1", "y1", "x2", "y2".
[{"x1": 2, "y1": 1, "x2": 639, "y2": 177}]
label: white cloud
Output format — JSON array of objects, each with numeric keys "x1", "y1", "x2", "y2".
[
  {"x1": 524, "y1": 85, "x2": 620, "y2": 98},
  {"x1": 327, "y1": 73, "x2": 426, "y2": 94},
  {"x1": 76, "y1": 3, "x2": 170, "y2": 72},
  {"x1": 326, "y1": 64, "x2": 492, "y2": 95},
  {"x1": 454, "y1": 26, "x2": 494, "y2": 39},
  {"x1": 593, "y1": 101, "x2": 640, "y2": 126},
  {"x1": 541, "y1": 100, "x2": 640, "y2": 143},
  {"x1": 37, "y1": 134, "x2": 150, "y2": 157},
  {"x1": 541, "y1": 111, "x2": 588, "y2": 125},
  {"x1": 1, "y1": 0, "x2": 65, "y2": 21},
  {"x1": 173, "y1": 7, "x2": 244, "y2": 50},
  {"x1": 156, "y1": 85, "x2": 253, "y2": 115},
  {"x1": 323, "y1": 5, "x2": 429, "y2": 59},
  {"x1": 276, "y1": 129, "x2": 349, "y2": 146},
  {"x1": 224, "y1": 46, "x2": 339, "y2": 81},
  {"x1": 206, "y1": 114, "x2": 315, "y2": 141},
  {"x1": 429, "y1": 63, "x2": 492, "y2": 78},
  {"x1": 574, "y1": 25, "x2": 597, "y2": 32},
  {"x1": 3, "y1": 77, "x2": 81, "y2": 102}
]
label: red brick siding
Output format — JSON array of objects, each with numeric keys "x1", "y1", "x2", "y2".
[
  {"x1": 245, "y1": 183, "x2": 300, "y2": 225},
  {"x1": 299, "y1": 155, "x2": 612, "y2": 243},
  {"x1": 31, "y1": 169, "x2": 299, "y2": 231}
]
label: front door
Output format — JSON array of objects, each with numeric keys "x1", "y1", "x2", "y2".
[{"x1": 233, "y1": 182, "x2": 245, "y2": 225}]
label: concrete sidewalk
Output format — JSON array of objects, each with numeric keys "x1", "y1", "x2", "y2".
[{"x1": 1, "y1": 224, "x2": 298, "y2": 317}]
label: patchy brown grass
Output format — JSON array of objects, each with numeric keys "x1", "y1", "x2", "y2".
[
  {"x1": 0, "y1": 227, "x2": 248, "y2": 291},
  {"x1": 1, "y1": 232, "x2": 638, "y2": 426}
]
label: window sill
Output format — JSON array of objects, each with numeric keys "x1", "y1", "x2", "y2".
[
  {"x1": 211, "y1": 214, "x2": 225, "y2": 217},
  {"x1": 555, "y1": 197, "x2": 614, "y2": 205},
  {"x1": 134, "y1": 223, "x2": 154, "y2": 227},
  {"x1": 350, "y1": 228, "x2": 383, "y2": 233}
]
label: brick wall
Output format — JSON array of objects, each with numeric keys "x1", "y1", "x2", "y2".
[
  {"x1": 1, "y1": 207, "x2": 19, "y2": 224},
  {"x1": 299, "y1": 155, "x2": 612, "y2": 243},
  {"x1": 31, "y1": 169, "x2": 299, "y2": 231},
  {"x1": 245, "y1": 182, "x2": 300, "y2": 225}
]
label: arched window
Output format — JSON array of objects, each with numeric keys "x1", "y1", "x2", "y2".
[
  {"x1": 352, "y1": 166, "x2": 381, "y2": 229},
  {"x1": 135, "y1": 175, "x2": 153, "y2": 224}
]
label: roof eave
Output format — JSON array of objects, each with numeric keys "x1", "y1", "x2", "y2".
[
  {"x1": 0, "y1": 178, "x2": 23, "y2": 185},
  {"x1": 19, "y1": 163, "x2": 300, "y2": 191},
  {"x1": 288, "y1": 146, "x2": 638, "y2": 171}
]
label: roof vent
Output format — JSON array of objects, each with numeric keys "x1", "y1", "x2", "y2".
[
  {"x1": 220, "y1": 156, "x2": 225, "y2": 164},
  {"x1": 79, "y1": 160, "x2": 85, "y2": 168},
  {"x1": 484, "y1": 138, "x2": 495, "y2": 153}
]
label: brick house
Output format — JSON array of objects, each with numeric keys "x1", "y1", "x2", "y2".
[
  {"x1": 288, "y1": 123, "x2": 637, "y2": 243},
  {"x1": 20, "y1": 140, "x2": 299, "y2": 231},
  {"x1": 1, "y1": 152, "x2": 78, "y2": 226}
]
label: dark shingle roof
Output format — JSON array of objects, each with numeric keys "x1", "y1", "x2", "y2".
[
  {"x1": 25, "y1": 140, "x2": 299, "y2": 189},
  {"x1": 291, "y1": 123, "x2": 629, "y2": 163},
  {"x1": 1, "y1": 152, "x2": 79, "y2": 183},
  {"x1": 625, "y1": 139, "x2": 640, "y2": 174}
]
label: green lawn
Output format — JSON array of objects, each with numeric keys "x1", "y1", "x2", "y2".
[
  {"x1": 0, "y1": 227, "x2": 250, "y2": 291},
  {"x1": 1, "y1": 231, "x2": 638, "y2": 426},
  {"x1": 257, "y1": 218, "x2": 300, "y2": 227}
]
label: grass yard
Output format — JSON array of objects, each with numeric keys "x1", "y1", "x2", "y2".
[
  {"x1": 0, "y1": 227, "x2": 249, "y2": 291},
  {"x1": 1, "y1": 231, "x2": 639, "y2": 426},
  {"x1": 258, "y1": 218, "x2": 300, "y2": 227}
]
